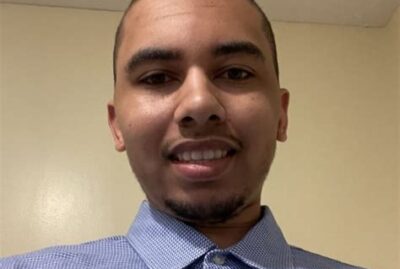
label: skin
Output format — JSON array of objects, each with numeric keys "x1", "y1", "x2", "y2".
[{"x1": 108, "y1": 0, "x2": 289, "y2": 248}]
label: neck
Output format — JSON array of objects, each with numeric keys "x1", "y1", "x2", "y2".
[{"x1": 192, "y1": 202, "x2": 262, "y2": 249}]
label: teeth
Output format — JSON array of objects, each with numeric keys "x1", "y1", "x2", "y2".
[
  {"x1": 204, "y1": 150, "x2": 214, "y2": 160},
  {"x1": 191, "y1": 151, "x2": 202, "y2": 161},
  {"x1": 175, "y1": 150, "x2": 230, "y2": 162},
  {"x1": 183, "y1": 152, "x2": 191, "y2": 161}
]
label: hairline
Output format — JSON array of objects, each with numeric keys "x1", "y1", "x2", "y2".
[{"x1": 113, "y1": 0, "x2": 279, "y2": 84}]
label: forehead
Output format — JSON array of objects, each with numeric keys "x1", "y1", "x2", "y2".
[
  {"x1": 127, "y1": 0, "x2": 259, "y2": 22},
  {"x1": 120, "y1": 0, "x2": 267, "y2": 53}
]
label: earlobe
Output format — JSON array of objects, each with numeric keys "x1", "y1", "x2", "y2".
[
  {"x1": 107, "y1": 101, "x2": 126, "y2": 152},
  {"x1": 277, "y1": 89, "x2": 290, "y2": 142}
]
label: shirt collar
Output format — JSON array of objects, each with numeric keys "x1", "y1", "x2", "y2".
[
  {"x1": 126, "y1": 201, "x2": 214, "y2": 269},
  {"x1": 126, "y1": 201, "x2": 294, "y2": 269},
  {"x1": 229, "y1": 207, "x2": 294, "y2": 269}
]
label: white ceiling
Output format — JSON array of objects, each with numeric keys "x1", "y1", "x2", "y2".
[{"x1": 1, "y1": 0, "x2": 399, "y2": 27}]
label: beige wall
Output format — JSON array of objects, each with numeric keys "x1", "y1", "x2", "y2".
[
  {"x1": 0, "y1": 4, "x2": 399, "y2": 269},
  {"x1": 392, "y1": 6, "x2": 400, "y2": 268},
  {"x1": 265, "y1": 7, "x2": 399, "y2": 269}
]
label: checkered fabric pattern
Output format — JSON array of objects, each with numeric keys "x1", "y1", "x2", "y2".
[{"x1": 1, "y1": 201, "x2": 365, "y2": 269}]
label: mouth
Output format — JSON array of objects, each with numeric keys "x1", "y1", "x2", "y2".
[
  {"x1": 168, "y1": 148, "x2": 237, "y2": 163},
  {"x1": 165, "y1": 138, "x2": 241, "y2": 181},
  {"x1": 166, "y1": 137, "x2": 240, "y2": 162}
]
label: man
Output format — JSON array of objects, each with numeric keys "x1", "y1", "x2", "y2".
[{"x1": 1, "y1": 0, "x2": 364, "y2": 268}]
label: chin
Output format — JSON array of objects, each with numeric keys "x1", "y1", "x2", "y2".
[{"x1": 164, "y1": 194, "x2": 245, "y2": 224}]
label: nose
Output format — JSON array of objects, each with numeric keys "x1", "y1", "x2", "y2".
[{"x1": 174, "y1": 69, "x2": 226, "y2": 128}]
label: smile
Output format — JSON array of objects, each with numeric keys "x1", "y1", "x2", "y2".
[
  {"x1": 166, "y1": 138, "x2": 240, "y2": 163},
  {"x1": 166, "y1": 138, "x2": 240, "y2": 181},
  {"x1": 171, "y1": 149, "x2": 237, "y2": 162}
]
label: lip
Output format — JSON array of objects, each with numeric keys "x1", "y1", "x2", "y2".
[{"x1": 165, "y1": 137, "x2": 241, "y2": 182}]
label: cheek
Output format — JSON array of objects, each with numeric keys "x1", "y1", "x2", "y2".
[
  {"x1": 227, "y1": 94, "x2": 279, "y2": 169},
  {"x1": 228, "y1": 94, "x2": 278, "y2": 142},
  {"x1": 118, "y1": 96, "x2": 174, "y2": 163}
]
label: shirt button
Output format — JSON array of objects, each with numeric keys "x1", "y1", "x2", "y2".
[{"x1": 212, "y1": 254, "x2": 226, "y2": 265}]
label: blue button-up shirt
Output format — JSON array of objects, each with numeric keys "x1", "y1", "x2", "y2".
[{"x1": 1, "y1": 201, "x2": 364, "y2": 269}]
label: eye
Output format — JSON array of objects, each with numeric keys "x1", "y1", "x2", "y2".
[
  {"x1": 139, "y1": 72, "x2": 174, "y2": 85},
  {"x1": 220, "y1": 67, "x2": 253, "y2": 81}
]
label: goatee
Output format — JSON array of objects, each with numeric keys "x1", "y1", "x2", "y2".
[{"x1": 165, "y1": 195, "x2": 245, "y2": 224}]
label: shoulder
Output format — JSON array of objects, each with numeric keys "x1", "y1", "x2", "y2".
[
  {"x1": 290, "y1": 246, "x2": 366, "y2": 269},
  {"x1": 0, "y1": 236, "x2": 147, "y2": 269}
]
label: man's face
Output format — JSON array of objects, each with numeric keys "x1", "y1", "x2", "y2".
[{"x1": 109, "y1": 0, "x2": 289, "y2": 223}]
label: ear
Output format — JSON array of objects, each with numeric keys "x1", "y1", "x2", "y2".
[
  {"x1": 107, "y1": 101, "x2": 126, "y2": 152},
  {"x1": 276, "y1": 88, "x2": 290, "y2": 142}
]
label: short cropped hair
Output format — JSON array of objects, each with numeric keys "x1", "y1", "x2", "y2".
[{"x1": 113, "y1": 0, "x2": 279, "y2": 84}]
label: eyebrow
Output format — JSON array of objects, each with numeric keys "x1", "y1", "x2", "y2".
[
  {"x1": 125, "y1": 41, "x2": 265, "y2": 74},
  {"x1": 125, "y1": 48, "x2": 182, "y2": 74},
  {"x1": 213, "y1": 41, "x2": 265, "y2": 61}
]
